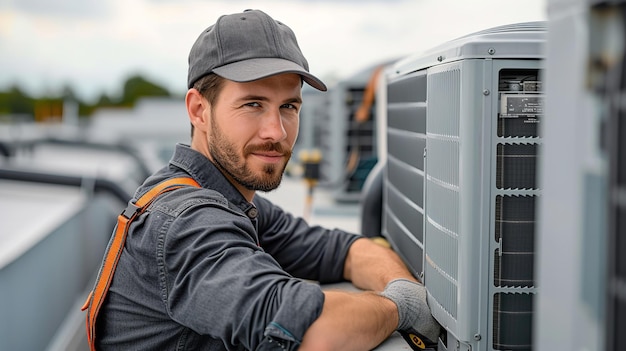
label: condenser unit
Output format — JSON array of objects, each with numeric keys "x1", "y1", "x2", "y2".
[
  {"x1": 533, "y1": 1, "x2": 626, "y2": 350},
  {"x1": 382, "y1": 22, "x2": 545, "y2": 351},
  {"x1": 316, "y1": 63, "x2": 391, "y2": 203}
]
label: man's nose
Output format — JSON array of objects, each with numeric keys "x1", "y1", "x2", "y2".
[{"x1": 259, "y1": 109, "x2": 288, "y2": 142}]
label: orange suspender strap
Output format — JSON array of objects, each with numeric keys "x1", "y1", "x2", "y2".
[{"x1": 81, "y1": 177, "x2": 200, "y2": 351}]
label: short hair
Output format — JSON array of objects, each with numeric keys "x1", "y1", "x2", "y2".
[{"x1": 190, "y1": 73, "x2": 226, "y2": 138}]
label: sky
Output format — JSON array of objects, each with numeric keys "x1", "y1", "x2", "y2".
[{"x1": 0, "y1": 0, "x2": 547, "y2": 102}]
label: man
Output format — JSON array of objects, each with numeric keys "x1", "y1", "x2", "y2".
[{"x1": 90, "y1": 9, "x2": 440, "y2": 351}]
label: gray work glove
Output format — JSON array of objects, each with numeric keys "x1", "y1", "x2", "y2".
[{"x1": 380, "y1": 279, "x2": 441, "y2": 347}]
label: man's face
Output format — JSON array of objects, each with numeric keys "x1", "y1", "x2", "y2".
[{"x1": 207, "y1": 73, "x2": 302, "y2": 193}]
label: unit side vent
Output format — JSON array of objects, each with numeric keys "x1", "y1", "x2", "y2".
[
  {"x1": 384, "y1": 70, "x2": 428, "y2": 277},
  {"x1": 427, "y1": 69, "x2": 461, "y2": 138},
  {"x1": 426, "y1": 183, "x2": 459, "y2": 276},
  {"x1": 424, "y1": 67, "x2": 461, "y2": 321},
  {"x1": 427, "y1": 138, "x2": 460, "y2": 187},
  {"x1": 425, "y1": 255, "x2": 458, "y2": 318}
]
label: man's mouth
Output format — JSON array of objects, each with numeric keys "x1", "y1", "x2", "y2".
[{"x1": 250, "y1": 151, "x2": 285, "y2": 163}]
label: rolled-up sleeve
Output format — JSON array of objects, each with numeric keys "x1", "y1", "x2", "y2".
[
  {"x1": 254, "y1": 196, "x2": 361, "y2": 283},
  {"x1": 161, "y1": 201, "x2": 324, "y2": 350}
]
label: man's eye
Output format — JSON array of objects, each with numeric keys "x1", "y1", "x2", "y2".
[
  {"x1": 282, "y1": 104, "x2": 297, "y2": 110},
  {"x1": 245, "y1": 102, "x2": 261, "y2": 107}
]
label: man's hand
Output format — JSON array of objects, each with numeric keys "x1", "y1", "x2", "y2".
[{"x1": 380, "y1": 279, "x2": 441, "y2": 346}]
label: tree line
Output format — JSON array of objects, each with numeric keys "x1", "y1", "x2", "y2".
[{"x1": 0, "y1": 75, "x2": 177, "y2": 122}]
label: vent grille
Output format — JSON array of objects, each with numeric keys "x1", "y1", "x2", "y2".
[
  {"x1": 492, "y1": 68, "x2": 542, "y2": 351},
  {"x1": 493, "y1": 293, "x2": 534, "y2": 351},
  {"x1": 494, "y1": 195, "x2": 536, "y2": 287},
  {"x1": 496, "y1": 144, "x2": 538, "y2": 190}
]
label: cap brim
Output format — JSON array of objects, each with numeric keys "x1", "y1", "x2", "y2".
[{"x1": 213, "y1": 58, "x2": 327, "y2": 91}]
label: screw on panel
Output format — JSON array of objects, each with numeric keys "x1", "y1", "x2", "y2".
[
  {"x1": 483, "y1": 89, "x2": 490, "y2": 96},
  {"x1": 488, "y1": 47, "x2": 496, "y2": 55},
  {"x1": 437, "y1": 55, "x2": 444, "y2": 62},
  {"x1": 474, "y1": 334, "x2": 481, "y2": 341}
]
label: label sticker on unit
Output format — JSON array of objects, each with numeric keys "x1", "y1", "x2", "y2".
[{"x1": 500, "y1": 93, "x2": 544, "y2": 118}]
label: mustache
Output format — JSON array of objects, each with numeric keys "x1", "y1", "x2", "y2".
[{"x1": 244, "y1": 142, "x2": 290, "y2": 155}]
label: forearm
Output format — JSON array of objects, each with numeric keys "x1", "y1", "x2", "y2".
[
  {"x1": 299, "y1": 290, "x2": 398, "y2": 351},
  {"x1": 343, "y1": 238, "x2": 416, "y2": 291}
]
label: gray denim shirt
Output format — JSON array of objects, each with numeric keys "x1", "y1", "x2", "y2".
[{"x1": 96, "y1": 144, "x2": 360, "y2": 350}]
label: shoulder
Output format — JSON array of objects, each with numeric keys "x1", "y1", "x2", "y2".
[{"x1": 153, "y1": 186, "x2": 236, "y2": 216}]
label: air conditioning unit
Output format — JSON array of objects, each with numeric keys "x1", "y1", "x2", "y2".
[
  {"x1": 534, "y1": 1, "x2": 625, "y2": 350},
  {"x1": 315, "y1": 63, "x2": 391, "y2": 203},
  {"x1": 382, "y1": 22, "x2": 545, "y2": 351}
]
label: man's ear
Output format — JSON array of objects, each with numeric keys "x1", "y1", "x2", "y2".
[{"x1": 186, "y1": 88, "x2": 209, "y2": 132}]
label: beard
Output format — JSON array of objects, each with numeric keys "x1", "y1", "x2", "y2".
[{"x1": 208, "y1": 121, "x2": 291, "y2": 192}]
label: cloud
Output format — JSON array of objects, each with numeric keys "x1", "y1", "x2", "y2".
[
  {"x1": 6, "y1": 0, "x2": 112, "y2": 18},
  {"x1": 0, "y1": 0, "x2": 547, "y2": 101}
]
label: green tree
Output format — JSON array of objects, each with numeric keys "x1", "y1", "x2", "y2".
[
  {"x1": 0, "y1": 85, "x2": 34, "y2": 118},
  {"x1": 119, "y1": 75, "x2": 170, "y2": 107},
  {"x1": 0, "y1": 74, "x2": 174, "y2": 119}
]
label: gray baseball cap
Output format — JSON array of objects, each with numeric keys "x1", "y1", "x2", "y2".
[{"x1": 187, "y1": 9, "x2": 327, "y2": 91}]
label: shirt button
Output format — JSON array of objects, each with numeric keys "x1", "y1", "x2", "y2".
[{"x1": 247, "y1": 208, "x2": 258, "y2": 218}]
